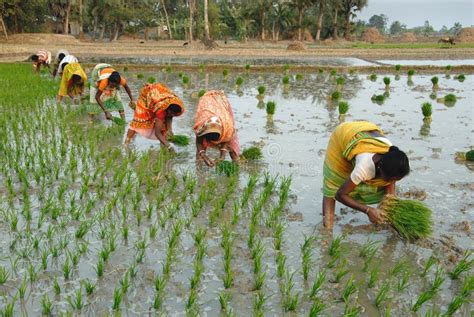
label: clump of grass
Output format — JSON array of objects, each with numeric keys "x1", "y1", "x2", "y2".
[
  {"x1": 165, "y1": 65, "x2": 172, "y2": 73},
  {"x1": 378, "y1": 195, "x2": 433, "y2": 240},
  {"x1": 444, "y1": 93, "x2": 457, "y2": 103},
  {"x1": 168, "y1": 134, "x2": 190, "y2": 146},
  {"x1": 336, "y1": 77, "x2": 345, "y2": 86},
  {"x1": 330, "y1": 69, "x2": 337, "y2": 76},
  {"x1": 235, "y1": 76, "x2": 244, "y2": 87},
  {"x1": 338, "y1": 101, "x2": 349, "y2": 116},
  {"x1": 245, "y1": 64, "x2": 251, "y2": 72},
  {"x1": 383, "y1": 76, "x2": 391, "y2": 88},
  {"x1": 408, "y1": 69, "x2": 415, "y2": 76},
  {"x1": 341, "y1": 275, "x2": 357, "y2": 303},
  {"x1": 182, "y1": 75, "x2": 190, "y2": 85},
  {"x1": 296, "y1": 73, "x2": 304, "y2": 80},
  {"x1": 371, "y1": 94, "x2": 385, "y2": 103},
  {"x1": 445, "y1": 275, "x2": 473, "y2": 316},
  {"x1": 257, "y1": 85, "x2": 266, "y2": 96},
  {"x1": 147, "y1": 76, "x2": 156, "y2": 83},
  {"x1": 449, "y1": 251, "x2": 473, "y2": 280},
  {"x1": 223, "y1": 69, "x2": 229, "y2": 78},
  {"x1": 421, "y1": 255, "x2": 437, "y2": 277},
  {"x1": 111, "y1": 116, "x2": 126, "y2": 125},
  {"x1": 198, "y1": 89, "x2": 206, "y2": 98},
  {"x1": 395, "y1": 64, "x2": 401, "y2": 72},
  {"x1": 216, "y1": 161, "x2": 239, "y2": 177},
  {"x1": 454, "y1": 74, "x2": 465, "y2": 82},
  {"x1": 375, "y1": 280, "x2": 390, "y2": 307},
  {"x1": 431, "y1": 76, "x2": 439, "y2": 89},
  {"x1": 241, "y1": 146, "x2": 263, "y2": 160},
  {"x1": 331, "y1": 91, "x2": 341, "y2": 100},
  {"x1": 282, "y1": 75, "x2": 290, "y2": 85},
  {"x1": 421, "y1": 102, "x2": 432, "y2": 119},
  {"x1": 369, "y1": 74, "x2": 377, "y2": 81},
  {"x1": 266, "y1": 101, "x2": 276, "y2": 116},
  {"x1": 309, "y1": 298, "x2": 327, "y2": 316},
  {"x1": 137, "y1": 73, "x2": 144, "y2": 79}
]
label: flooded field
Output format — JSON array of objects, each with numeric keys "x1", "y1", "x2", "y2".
[{"x1": 0, "y1": 64, "x2": 472, "y2": 316}]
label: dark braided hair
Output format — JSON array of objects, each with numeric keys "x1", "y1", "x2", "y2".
[{"x1": 379, "y1": 146, "x2": 410, "y2": 180}]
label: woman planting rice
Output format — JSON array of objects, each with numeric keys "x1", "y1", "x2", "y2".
[
  {"x1": 89, "y1": 63, "x2": 134, "y2": 120},
  {"x1": 55, "y1": 54, "x2": 79, "y2": 78},
  {"x1": 194, "y1": 90, "x2": 240, "y2": 167},
  {"x1": 322, "y1": 121, "x2": 410, "y2": 229},
  {"x1": 31, "y1": 49, "x2": 52, "y2": 73},
  {"x1": 125, "y1": 83, "x2": 185, "y2": 152},
  {"x1": 56, "y1": 63, "x2": 87, "y2": 103}
]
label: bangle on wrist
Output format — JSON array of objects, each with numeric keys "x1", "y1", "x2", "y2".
[{"x1": 365, "y1": 207, "x2": 370, "y2": 214}]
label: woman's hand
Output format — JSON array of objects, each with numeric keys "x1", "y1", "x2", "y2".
[
  {"x1": 129, "y1": 100, "x2": 136, "y2": 110},
  {"x1": 366, "y1": 207, "x2": 384, "y2": 224},
  {"x1": 104, "y1": 111, "x2": 112, "y2": 120}
]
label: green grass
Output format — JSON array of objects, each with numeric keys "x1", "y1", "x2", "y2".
[
  {"x1": 421, "y1": 102, "x2": 432, "y2": 118},
  {"x1": 379, "y1": 196, "x2": 433, "y2": 240},
  {"x1": 331, "y1": 91, "x2": 341, "y2": 100},
  {"x1": 168, "y1": 134, "x2": 190, "y2": 146},
  {"x1": 182, "y1": 75, "x2": 190, "y2": 85},
  {"x1": 282, "y1": 75, "x2": 290, "y2": 85},
  {"x1": 216, "y1": 161, "x2": 239, "y2": 177},
  {"x1": 236, "y1": 76, "x2": 244, "y2": 86},
  {"x1": 241, "y1": 147, "x2": 263, "y2": 160},
  {"x1": 257, "y1": 85, "x2": 266, "y2": 95},
  {"x1": 266, "y1": 101, "x2": 276, "y2": 115}
]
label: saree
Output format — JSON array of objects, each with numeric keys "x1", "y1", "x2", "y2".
[
  {"x1": 58, "y1": 63, "x2": 87, "y2": 97},
  {"x1": 88, "y1": 64, "x2": 124, "y2": 114},
  {"x1": 129, "y1": 83, "x2": 184, "y2": 140},
  {"x1": 194, "y1": 90, "x2": 240, "y2": 156},
  {"x1": 323, "y1": 121, "x2": 392, "y2": 204},
  {"x1": 37, "y1": 49, "x2": 51, "y2": 64}
]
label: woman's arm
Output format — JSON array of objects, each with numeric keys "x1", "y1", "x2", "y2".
[
  {"x1": 95, "y1": 89, "x2": 112, "y2": 120},
  {"x1": 165, "y1": 117, "x2": 174, "y2": 137},
  {"x1": 154, "y1": 119, "x2": 172, "y2": 149},
  {"x1": 335, "y1": 179, "x2": 384, "y2": 224},
  {"x1": 124, "y1": 84, "x2": 136, "y2": 109},
  {"x1": 196, "y1": 136, "x2": 215, "y2": 167}
]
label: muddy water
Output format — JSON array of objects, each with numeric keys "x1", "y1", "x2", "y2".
[
  {"x1": 115, "y1": 71, "x2": 473, "y2": 315},
  {"x1": 377, "y1": 59, "x2": 474, "y2": 66}
]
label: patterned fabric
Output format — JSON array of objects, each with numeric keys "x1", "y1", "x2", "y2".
[
  {"x1": 58, "y1": 63, "x2": 87, "y2": 97},
  {"x1": 37, "y1": 49, "x2": 52, "y2": 64},
  {"x1": 194, "y1": 90, "x2": 240, "y2": 156},
  {"x1": 58, "y1": 55, "x2": 78, "y2": 73},
  {"x1": 89, "y1": 64, "x2": 125, "y2": 113},
  {"x1": 129, "y1": 83, "x2": 184, "y2": 139},
  {"x1": 323, "y1": 121, "x2": 392, "y2": 204}
]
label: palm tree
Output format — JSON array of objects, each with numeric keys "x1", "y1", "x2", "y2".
[
  {"x1": 314, "y1": 0, "x2": 325, "y2": 41},
  {"x1": 161, "y1": 0, "x2": 172, "y2": 39},
  {"x1": 331, "y1": 0, "x2": 343, "y2": 39},
  {"x1": 189, "y1": 0, "x2": 195, "y2": 42},
  {"x1": 204, "y1": 0, "x2": 210, "y2": 41},
  {"x1": 341, "y1": 0, "x2": 367, "y2": 40},
  {"x1": 269, "y1": 2, "x2": 293, "y2": 41},
  {"x1": 290, "y1": 0, "x2": 312, "y2": 41},
  {"x1": 251, "y1": 0, "x2": 274, "y2": 41}
]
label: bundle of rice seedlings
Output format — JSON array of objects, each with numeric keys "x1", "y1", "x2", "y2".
[
  {"x1": 431, "y1": 76, "x2": 439, "y2": 89},
  {"x1": 123, "y1": 66, "x2": 129, "y2": 72},
  {"x1": 331, "y1": 91, "x2": 341, "y2": 100},
  {"x1": 296, "y1": 74, "x2": 304, "y2": 80},
  {"x1": 266, "y1": 101, "x2": 276, "y2": 116},
  {"x1": 182, "y1": 75, "x2": 190, "y2": 85},
  {"x1": 147, "y1": 76, "x2": 156, "y2": 84},
  {"x1": 395, "y1": 64, "x2": 401, "y2": 72},
  {"x1": 437, "y1": 93, "x2": 457, "y2": 106},
  {"x1": 371, "y1": 94, "x2": 385, "y2": 103},
  {"x1": 383, "y1": 77, "x2": 391, "y2": 88},
  {"x1": 241, "y1": 147, "x2": 263, "y2": 160},
  {"x1": 111, "y1": 116, "x2": 126, "y2": 125},
  {"x1": 235, "y1": 76, "x2": 244, "y2": 87},
  {"x1": 282, "y1": 75, "x2": 290, "y2": 85},
  {"x1": 455, "y1": 150, "x2": 474, "y2": 162},
  {"x1": 245, "y1": 64, "x2": 251, "y2": 72},
  {"x1": 445, "y1": 65, "x2": 452, "y2": 74},
  {"x1": 378, "y1": 195, "x2": 433, "y2": 240},
  {"x1": 336, "y1": 77, "x2": 345, "y2": 86},
  {"x1": 338, "y1": 101, "x2": 349, "y2": 116},
  {"x1": 165, "y1": 65, "x2": 172, "y2": 73},
  {"x1": 466, "y1": 150, "x2": 474, "y2": 161},
  {"x1": 369, "y1": 74, "x2": 377, "y2": 81},
  {"x1": 137, "y1": 73, "x2": 144, "y2": 79},
  {"x1": 330, "y1": 69, "x2": 337, "y2": 76},
  {"x1": 408, "y1": 69, "x2": 415, "y2": 76},
  {"x1": 168, "y1": 135, "x2": 190, "y2": 147},
  {"x1": 198, "y1": 89, "x2": 206, "y2": 98},
  {"x1": 216, "y1": 161, "x2": 239, "y2": 177},
  {"x1": 223, "y1": 69, "x2": 229, "y2": 78},
  {"x1": 421, "y1": 102, "x2": 432, "y2": 120},
  {"x1": 454, "y1": 74, "x2": 465, "y2": 82},
  {"x1": 257, "y1": 85, "x2": 266, "y2": 95}
]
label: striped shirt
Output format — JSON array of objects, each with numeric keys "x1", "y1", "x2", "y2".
[{"x1": 36, "y1": 49, "x2": 52, "y2": 64}]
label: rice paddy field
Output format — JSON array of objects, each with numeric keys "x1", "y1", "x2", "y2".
[{"x1": 0, "y1": 63, "x2": 473, "y2": 316}]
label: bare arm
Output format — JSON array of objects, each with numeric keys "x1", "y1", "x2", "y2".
[
  {"x1": 196, "y1": 136, "x2": 215, "y2": 167},
  {"x1": 124, "y1": 83, "x2": 134, "y2": 102},
  {"x1": 154, "y1": 119, "x2": 172, "y2": 148},
  {"x1": 95, "y1": 89, "x2": 112, "y2": 120},
  {"x1": 165, "y1": 117, "x2": 173, "y2": 136}
]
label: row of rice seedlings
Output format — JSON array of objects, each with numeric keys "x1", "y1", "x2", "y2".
[
  {"x1": 449, "y1": 250, "x2": 473, "y2": 280},
  {"x1": 186, "y1": 226, "x2": 207, "y2": 314},
  {"x1": 411, "y1": 265, "x2": 446, "y2": 312},
  {"x1": 300, "y1": 235, "x2": 315, "y2": 281},
  {"x1": 359, "y1": 238, "x2": 380, "y2": 272},
  {"x1": 221, "y1": 224, "x2": 235, "y2": 289},
  {"x1": 444, "y1": 275, "x2": 473, "y2": 316}
]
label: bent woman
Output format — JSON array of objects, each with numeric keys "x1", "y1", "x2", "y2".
[
  {"x1": 89, "y1": 63, "x2": 134, "y2": 120},
  {"x1": 125, "y1": 83, "x2": 185, "y2": 151},
  {"x1": 322, "y1": 121, "x2": 410, "y2": 229},
  {"x1": 31, "y1": 49, "x2": 52, "y2": 73},
  {"x1": 56, "y1": 55, "x2": 79, "y2": 78},
  {"x1": 57, "y1": 63, "x2": 87, "y2": 103},
  {"x1": 194, "y1": 90, "x2": 240, "y2": 167}
]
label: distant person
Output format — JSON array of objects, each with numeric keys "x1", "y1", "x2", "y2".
[
  {"x1": 89, "y1": 63, "x2": 134, "y2": 120},
  {"x1": 125, "y1": 83, "x2": 185, "y2": 152},
  {"x1": 56, "y1": 62, "x2": 87, "y2": 103},
  {"x1": 194, "y1": 90, "x2": 240, "y2": 167},
  {"x1": 31, "y1": 49, "x2": 52, "y2": 73},
  {"x1": 322, "y1": 121, "x2": 410, "y2": 229},
  {"x1": 57, "y1": 55, "x2": 79, "y2": 77},
  {"x1": 51, "y1": 49, "x2": 69, "y2": 77}
]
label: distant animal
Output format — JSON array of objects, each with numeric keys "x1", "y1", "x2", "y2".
[
  {"x1": 183, "y1": 42, "x2": 189, "y2": 46},
  {"x1": 438, "y1": 37, "x2": 455, "y2": 45}
]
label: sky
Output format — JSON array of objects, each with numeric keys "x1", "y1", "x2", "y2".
[{"x1": 357, "y1": 0, "x2": 473, "y2": 30}]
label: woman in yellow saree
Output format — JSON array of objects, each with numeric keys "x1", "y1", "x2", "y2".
[
  {"x1": 56, "y1": 62, "x2": 87, "y2": 103},
  {"x1": 322, "y1": 121, "x2": 410, "y2": 229}
]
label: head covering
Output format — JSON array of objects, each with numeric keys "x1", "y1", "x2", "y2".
[
  {"x1": 196, "y1": 116, "x2": 222, "y2": 137},
  {"x1": 138, "y1": 83, "x2": 184, "y2": 115}
]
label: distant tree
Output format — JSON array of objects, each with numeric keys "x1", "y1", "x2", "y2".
[
  {"x1": 389, "y1": 20, "x2": 406, "y2": 35},
  {"x1": 439, "y1": 25, "x2": 449, "y2": 35},
  {"x1": 269, "y1": 2, "x2": 293, "y2": 41},
  {"x1": 367, "y1": 14, "x2": 387, "y2": 33},
  {"x1": 289, "y1": 0, "x2": 312, "y2": 41},
  {"x1": 449, "y1": 22, "x2": 462, "y2": 36},
  {"x1": 422, "y1": 20, "x2": 434, "y2": 36},
  {"x1": 341, "y1": 0, "x2": 367, "y2": 40},
  {"x1": 314, "y1": 0, "x2": 325, "y2": 41}
]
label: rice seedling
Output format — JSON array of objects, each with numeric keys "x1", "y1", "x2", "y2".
[
  {"x1": 431, "y1": 265, "x2": 445, "y2": 294},
  {"x1": 216, "y1": 161, "x2": 240, "y2": 177},
  {"x1": 182, "y1": 75, "x2": 190, "y2": 86},
  {"x1": 444, "y1": 275, "x2": 473, "y2": 316},
  {"x1": 309, "y1": 297, "x2": 327, "y2": 317},
  {"x1": 421, "y1": 102, "x2": 433, "y2": 120},
  {"x1": 0, "y1": 266, "x2": 9, "y2": 284},
  {"x1": 296, "y1": 73, "x2": 304, "y2": 80},
  {"x1": 245, "y1": 64, "x2": 251, "y2": 72},
  {"x1": 336, "y1": 76, "x2": 345, "y2": 86},
  {"x1": 344, "y1": 305, "x2": 362, "y2": 317},
  {"x1": 331, "y1": 91, "x2": 341, "y2": 100},
  {"x1": 241, "y1": 146, "x2": 263, "y2": 160},
  {"x1": 334, "y1": 259, "x2": 349, "y2": 283},
  {"x1": 266, "y1": 101, "x2": 276, "y2": 116},
  {"x1": 383, "y1": 76, "x2": 391, "y2": 88},
  {"x1": 408, "y1": 69, "x2": 415, "y2": 77},
  {"x1": 147, "y1": 76, "x2": 156, "y2": 83},
  {"x1": 168, "y1": 134, "x2": 190, "y2": 146},
  {"x1": 137, "y1": 73, "x2": 144, "y2": 79},
  {"x1": 341, "y1": 275, "x2": 357, "y2": 303},
  {"x1": 1, "y1": 296, "x2": 15, "y2": 317},
  {"x1": 219, "y1": 291, "x2": 231, "y2": 312},
  {"x1": 368, "y1": 264, "x2": 380, "y2": 288},
  {"x1": 276, "y1": 252, "x2": 286, "y2": 278},
  {"x1": 389, "y1": 259, "x2": 408, "y2": 277},
  {"x1": 330, "y1": 69, "x2": 337, "y2": 76},
  {"x1": 421, "y1": 255, "x2": 438, "y2": 277},
  {"x1": 454, "y1": 74, "x2": 465, "y2": 82},
  {"x1": 395, "y1": 64, "x2": 401, "y2": 72},
  {"x1": 254, "y1": 271, "x2": 266, "y2": 291},
  {"x1": 412, "y1": 288, "x2": 435, "y2": 312},
  {"x1": 378, "y1": 195, "x2": 433, "y2": 240},
  {"x1": 198, "y1": 89, "x2": 206, "y2": 98},
  {"x1": 282, "y1": 75, "x2": 290, "y2": 85},
  {"x1": 431, "y1": 76, "x2": 439, "y2": 89},
  {"x1": 67, "y1": 288, "x2": 84, "y2": 310},
  {"x1": 449, "y1": 250, "x2": 473, "y2": 279},
  {"x1": 18, "y1": 277, "x2": 27, "y2": 300},
  {"x1": 95, "y1": 258, "x2": 104, "y2": 278},
  {"x1": 281, "y1": 270, "x2": 299, "y2": 312},
  {"x1": 375, "y1": 280, "x2": 391, "y2": 307},
  {"x1": 62, "y1": 258, "x2": 71, "y2": 279},
  {"x1": 397, "y1": 269, "x2": 411, "y2": 292},
  {"x1": 338, "y1": 101, "x2": 349, "y2": 117},
  {"x1": 83, "y1": 279, "x2": 96, "y2": 295},
  {"x1": 186, "y1": 289, "x2": 198, "y2": 311},
  {"x1": 371, "y1": 94, "x2": 385, "y2": 104},
  {"x1": 223, "y1": 69, "x2": 229, "y2": 78},
  {"x1": 310, "y1": 270, "x2": 326, "y2": 298},
  {"x1": 301, "y1": 235, "x2": 314, "y2": 281},
  {"x1": 369, "y1": 74, "x2": 377, "y2": 81},
  {"x1": 112, "y1": 286, "x2": 123, "y2": 310},
  {"x1": 235, "y1": 76, "x2": 244, "y2": 87},
  {"x1": 41, "y1": 294, "x2": 53, "y2": 315},
  {"x1": 253, "y1": 291, "x2": 269, "y2": 316},
  {"x1": 120, "y1": 271, "x2": 131, "y2": 294},
  {"x1": 257, "y1": 85, "x2": 266, "y2": 96},
  {"x1": 328, "y1": 234, "x2": 345, "y2": 257},
  {"x1": 53, "y1": 276, "x2": 61, "y2": 295},
  {"x1": 456, "y1": 150, "x2": 474, "y2": 162}
]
